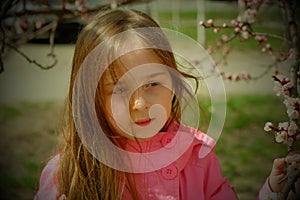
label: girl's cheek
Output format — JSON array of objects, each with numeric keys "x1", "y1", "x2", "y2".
[{"x1": 107, "y1": 96, "x2": 132, "y2": 126}]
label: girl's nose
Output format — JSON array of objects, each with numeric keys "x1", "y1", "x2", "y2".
[{"x1": 131, "y1": 93, "x2": 149, "y2": 111}]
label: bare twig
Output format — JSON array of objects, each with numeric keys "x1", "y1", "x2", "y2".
[
  {"x1": 62, "y1": 0, "x2": 67, "y2": 10},
  {"x1": 48, "y1": 19, "x2": 58, "y2": 62},
  {"x1": 0, "y1": 0, "x2": 16, "y2": 20},
  {"x1": 49, "y1": 20, "x2": 57, "y2": 53},
  {"x1": 3, "y1": 4, "x2": 110, "y2": 19},
  {"x1": 7, "y1": 43, "x2": 57, "y2": 70},
  {"x1": 251, "y1": 63, "x2": 274, "y2": 80},
  {"x1": 251, "y1": 31, "x2": 287, "y2": 42},
  {"x1": 16, "y1": 20, "x2": 58, "y2": 46}
]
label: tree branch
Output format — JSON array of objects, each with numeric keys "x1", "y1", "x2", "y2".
[
  {"x1": 15, "y1": 20, "x2": 58, "y2": 46},
  {"x1": 7, "y1": 43, "x2": 57, "y2": 70},
  {"x1": 282, "y1": 0, "x2": 300, "y2": 98},
  {"x1": 2, "y1": 4, "x2": 115, "y2": 20},
  {"x1": 278, "y1": 0, "x2": 300, "y2": 198}
]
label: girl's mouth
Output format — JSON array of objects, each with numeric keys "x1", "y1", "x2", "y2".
[{"x1": 135, "y1": 118, "x2": 152, "y2": 127}]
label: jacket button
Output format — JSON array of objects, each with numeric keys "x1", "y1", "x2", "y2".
[
  {"x1": 161, "y1": 165, "x2": 178, "y2": 180},
  {"x1": 161, "y1": 133, "x2": 175, "y2": 148}
]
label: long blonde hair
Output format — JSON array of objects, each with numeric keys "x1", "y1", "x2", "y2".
[{"x1": 58, "y1": 9, "x2": 199, "y2": 199}]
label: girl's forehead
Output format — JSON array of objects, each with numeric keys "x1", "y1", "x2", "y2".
[
  {"x1": 118, "y1": 49, "x2": 163, "y2": 70},
  {"x1": 103, "y1": 49, "x2": 170, "y2": 82}
]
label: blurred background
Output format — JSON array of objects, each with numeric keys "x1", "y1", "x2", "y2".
[{"x1": 0, "y1": 0, "x2": 299, "y2": 199}]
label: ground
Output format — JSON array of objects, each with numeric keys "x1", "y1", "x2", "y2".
[
  {"x1": 0, "y1": 101, "x2": 63, "y2": 200},
  {"x1": 0, "y1": 95, "x2": 296, "y2": 200}
]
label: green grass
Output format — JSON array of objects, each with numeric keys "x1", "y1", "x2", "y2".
[
  {"x1": 23, "y1": 160, "x2": 39, "y2": 172},
  {"x1": 0, "y1": 106, "x2": 21, "y2": 121},
  {"x1": 212, "y1": 95, "x2": 294, "y2": 199},
  {"x1": 0, "y1": 101, "x2": 59, "y2": 125},
  {"x1": 206, "y1": 10, "x2": 239, "y2": 20},
  {"x1": 0, "y1": 101, "x2": 62, "y2": 198}
]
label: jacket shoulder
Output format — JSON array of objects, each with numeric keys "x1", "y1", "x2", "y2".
[
  {"x1": 177, "y1": 124, "x2": 216, "y2": 159},
  {"x1": 185, "y1": 127, "x2": 216, "y2": 159},
  {"x1": 34, "y1": 154, "x2": 60, "y2": 200}
]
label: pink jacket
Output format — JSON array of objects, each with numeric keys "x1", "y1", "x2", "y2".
[{"x1": 34, "y1": 125, "x2": 275, "y2": 200}]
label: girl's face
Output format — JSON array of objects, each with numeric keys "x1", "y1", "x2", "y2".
[{"x1": 102, "y1": 49, "x2": 174, "y2": 140}]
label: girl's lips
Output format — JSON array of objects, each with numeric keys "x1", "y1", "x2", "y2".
[{"x1": 135, "y1": 118, "x2": 152, "y2": 127}]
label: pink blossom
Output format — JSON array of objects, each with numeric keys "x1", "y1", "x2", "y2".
[
  {"x1": 244, "y1": 9, "x2": 257, "y2": 23},
  {"x1": 221, "y1": 34, "x2": 229, "y2": 42},
  {"x1": 284, "y1": 97, "x2": 300, "y2": 106},
  {"x1": 241, "y1": 31, "x2": 250, "y2": 39},
  {"x1": 234, "y1": 27, "x2": 240, "y2": 33},
  {"x1": 242, "y1": 25, "x2": 248, "y2": 31},
  {"x1": 284, "y1": 97, "x2": 300, "y2": 119},
  {"x1": 232, "y1": 74, "x2": 240, "y2": 81},
  {"x1": 214, "y1": 28, "x2": 220, "y2": 33},
  {"x1": 275, "y1": 130, "x2": 287, "y2": 143},
  {"x1": 287, "y1": 108, "x2": 299, "y2": 119},
  {"x1": 225, "y1": 73, "x2": 232, "y2": 81},
  {"x1": 273, "y1": 82, "x2": 282, "y2": 96},
  {"x1": 35, "y1": 18, "x2": 45, "y2": 29},
  {"x1": 241, "y1": 71, "x2": 251, "y2": 81},
  {"x1": 231, "y1": 19, "x2": 238, "y2": 26},
  {"x1": 207, "y1": 19, "x2": 214, "y2": 26},
  {"x1": 207, "y1": 45, "x2": 214, "y2": 54},
  {"x1": 278, "y1": 122, "x2": 289, "y2": 130},
  {"x1": 238, "y1": 0, "x2": 246, "y2": 8},
  {"x1": 264, "y1": 122, "x2": 274, "y2": 131},
  {"x1": 199, "y1": 21, "x2": 205, "y2": 26},
  {"x1": 288, "y1": 121, "x2": 298, "y2": 136},
  {"x1": 255, "y1": 35, "x2": 267, "y2": 43},
  {"x1": 286, "y1": 137, "x2": 294, "y2": 146},
  {"x1": 283, "y1": 81, "x2": 293, "y2": 91},
  {"x1": 283, "y1": 98, "x2": 290, "y2": 107},
  {"x1": 281, "y1": 77, "x2": 290, "y2": 84}
]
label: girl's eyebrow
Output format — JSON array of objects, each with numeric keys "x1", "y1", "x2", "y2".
[
  {"x1": 104, "y1": 81, "x2": 122, "y2": 87},
  {"x1": 105, "y1": 82, "x2": 123, "y2": 87},
  {"x1": 104, "y1": 72, "x2": 168, "y2": 86},
  {"x1": 147, "y1": 71, "x2": 168, "y2": 79}
]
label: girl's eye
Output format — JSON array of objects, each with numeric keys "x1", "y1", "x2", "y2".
[{"x1": 144, "y1": 82, "x2": 160, "y2": 89}]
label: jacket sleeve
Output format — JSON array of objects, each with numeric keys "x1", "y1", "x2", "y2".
[
  {"x1": 34, "y1": 154, "x2": 60, "y2": 200},
  {"x1": 257, "y1": 177, "x2": 278, "y2": 200}
]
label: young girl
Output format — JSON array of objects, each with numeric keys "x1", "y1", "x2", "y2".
[{"x1": 35, "y1": 9, "x2": 297, "y2": 200}]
